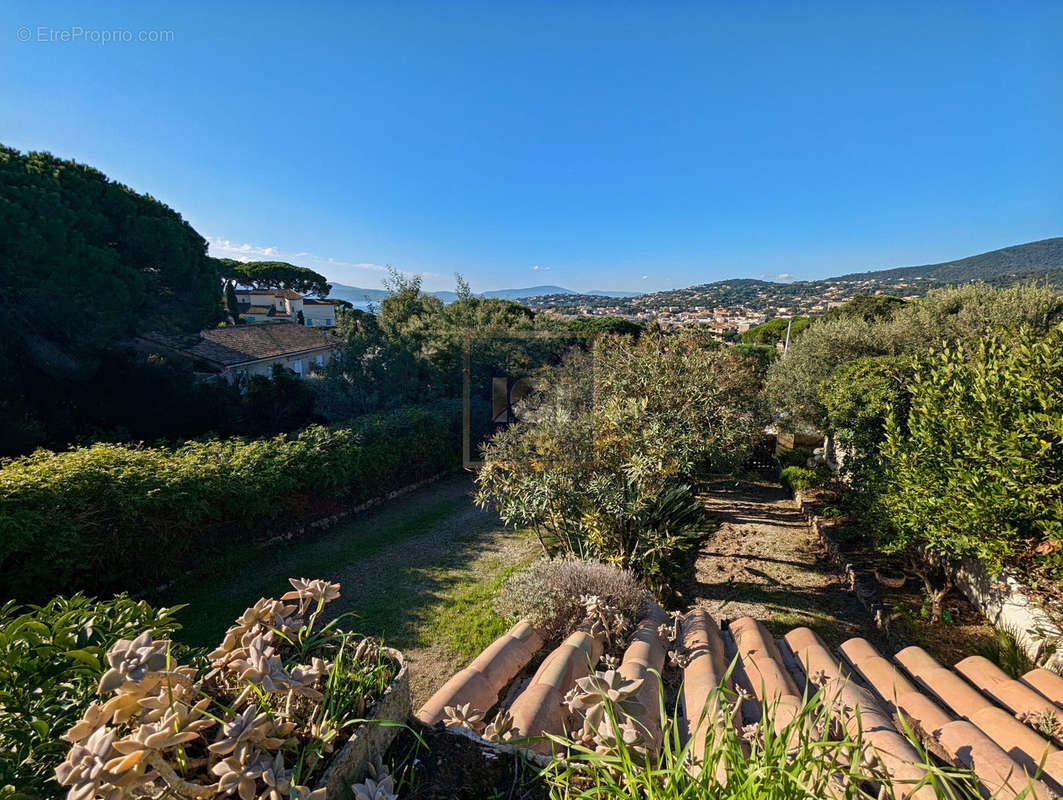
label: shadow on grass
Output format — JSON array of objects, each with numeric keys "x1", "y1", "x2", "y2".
[{"x1": 151, "y1": 475, "x2": 530, "y2": 656}]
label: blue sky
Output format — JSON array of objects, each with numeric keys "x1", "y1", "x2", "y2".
[{"x1": 3, "y1": 1, "x2": 1061, "y2": 293}]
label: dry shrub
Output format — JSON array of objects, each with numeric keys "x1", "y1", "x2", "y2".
[{"x1": 495, "y1": 558, "x2": 649, "y2": 642}]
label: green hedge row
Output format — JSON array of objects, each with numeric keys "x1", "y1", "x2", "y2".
[{"x1": 0, "y1": 402, "x2": 461, "y2": 601}]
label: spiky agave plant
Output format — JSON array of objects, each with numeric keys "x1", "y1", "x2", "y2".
[{"x1": 541, "y1": 670, "x2": 995, "y2": 800}]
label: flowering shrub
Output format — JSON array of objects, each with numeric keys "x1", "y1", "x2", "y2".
[
  {"x1": 54, "y1": 578, "x2": 397, "y2": 800},
  {"x1": 476, "y1": 335, "x2": 766, "y2": 592}
]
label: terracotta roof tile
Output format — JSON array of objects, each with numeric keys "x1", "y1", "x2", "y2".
[{"x1": 186, "y1": 322, "x2": 330, "y2": 366}]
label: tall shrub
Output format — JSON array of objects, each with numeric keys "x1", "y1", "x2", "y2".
[
  {"x1": 767, "y1": 284, "x2": 1063, "y2": 432},
  {"x1": 475, "y1": 334, "x2": 766, "y2": 592},
  {"x1": 880, "y1": 324, "x2": 1063, "y2": 572}
]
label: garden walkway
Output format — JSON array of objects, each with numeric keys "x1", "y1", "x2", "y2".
[
  {"x1": 156, "y1": 475, "x2": 536, "y2": 706},
  {"x1": 690, "y1": 478, "x2": 879, "y2": 649}
]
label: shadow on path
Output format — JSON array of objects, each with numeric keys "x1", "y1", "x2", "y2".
[{"x1": 690, "y1": 478, "x2": 879, "y2": 649}]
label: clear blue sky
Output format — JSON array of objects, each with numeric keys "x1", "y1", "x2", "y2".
[{"x1": 3, "y1": 1, "x2": 1061, "y2": 293}]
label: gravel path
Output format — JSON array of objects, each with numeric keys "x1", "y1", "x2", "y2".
[{"x1": 690, "y1": 478, "x2": 878, "y2": 649}]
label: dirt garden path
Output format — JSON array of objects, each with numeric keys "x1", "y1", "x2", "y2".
[
  {"x1": 157, "y1": 475, "x2": 537, "y2": 707},
  {"x1": 689, "y1": 478, "x2": 880, "y2": 649}
]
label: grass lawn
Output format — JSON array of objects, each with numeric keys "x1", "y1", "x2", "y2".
[{"x1": 152, "y1": 475, "x2": 537, "y2": 700}]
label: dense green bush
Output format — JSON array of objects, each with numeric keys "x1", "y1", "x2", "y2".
[
  {"x1": 0, "y1": 402, "x2": 461, "y2": 601},
  {"x1": 818, "y1": 355, "x2": 915, "y2": 519},
  {"x1": 879, "y1": 324, "x2": 1063, "y2": 571},
  {"x1": 780, "y1": 465, "x2": 831, "y2": 492},
  {"x1": 0, "y1": 594, "x2": 182, "y2": 799},
  {"x1": 774, "y1": 446, "x2": 813, "y2": 470},
  {"x1": 767, "y1": 284, "x2": 1063, "y2": 431}
]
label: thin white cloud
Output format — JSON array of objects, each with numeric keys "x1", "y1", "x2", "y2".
[
  {"x1": 531, "y1": 264, "x2": 551, "y2": 271},
  {"x1": 208, "y1": 238, "x2": 280, "y2": 260},
  {"x1": 206, "y1": 236, "x2": 445, "y2": 286}
]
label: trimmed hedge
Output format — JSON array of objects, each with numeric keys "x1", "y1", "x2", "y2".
[{"x1": 0, "y1": 402, "x2": 461, "y2": 601}]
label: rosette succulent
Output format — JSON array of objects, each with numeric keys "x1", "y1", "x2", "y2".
[{"x1": 56, "y1": 579, "x2": 391, "y2": 800}]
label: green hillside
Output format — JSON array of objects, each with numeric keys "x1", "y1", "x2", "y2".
[
  {"x1": 835, "y1": 237, "x2": 1063, "y2": 282},
  {"x1": 528, "y1": 237, "x2": 1063, "y2": 316}
]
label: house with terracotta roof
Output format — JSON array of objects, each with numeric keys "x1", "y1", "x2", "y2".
[
  {"x1": 146, "y1": 321, "x2": 335, "y2": 382},
  {"x1": 234, "y1": 288, "x2": 304, "y2": 322}
]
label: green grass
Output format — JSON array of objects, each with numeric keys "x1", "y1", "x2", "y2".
[
  {"x1": 415, "y1": 545, "x2": 533, "y2": 662},
  {"x1": 152, "y1": 477, "x2": 534, "y2": 666}
]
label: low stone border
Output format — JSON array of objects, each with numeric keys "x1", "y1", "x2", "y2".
[
  {"x1": 261, "y1": 469, "x2": 453, "y2": 547},
  {"x1": 951, "y1": 558, "x2": 1063, "y2": 671},
  {"x1": 795, "y1": 489, "x2": 1063, "y2": 672},
  {"x1": 150, "y1": 469, "x2": 453, "y2": 597},
  {"x1": 793, "y1": 490, "x2": 906, "y2": 651}
]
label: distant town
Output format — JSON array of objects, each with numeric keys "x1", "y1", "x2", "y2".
[
  {"x1": 523, "y1": 275, "x2": 936, "y2": 333},
  {"x1": 519, "y1": 237, "x2": 1063, "y2": 334}
]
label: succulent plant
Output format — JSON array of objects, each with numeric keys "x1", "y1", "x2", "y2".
[
  {"x1": 567, "y1": 669, "x2": 645, "y2": 730},
  {"x1": 667, "y1": 649, "x2": 691, "y2": 669},
  {"x1": 209, "y1": 708, "x2": 292, "y2": 757},
  {"x1": 594, "y1": 718, "x2": 645, "y2": 752},
  {"x1": 212, "y1": 746, "x2": 274, "y2": 800},
  {"x1": 117, "y1": 697, "x2": 215, "y2": 755},
  {"x1": 257, "y1": 751, "x2": 293, "y2": 800},
  {"x1": 482, "y1": 710, "x2": 515, "y2": 743},
  {"x1": 57, "y1": 578, "x2": 390, "y2": 800},
  {"x1": 98, "y1": 632, "x2": 170, "y2": 693},
  {"x1": 64, "y1": 703, "x2": 109, "y2": 744},
  {"x1": 289, "y1": 787, "x2": 326, "y2": 800},
  {"x1": 740, "y1": 722, "x2": 761, "y2": 744},
  {"x1": 54, "y1": 726, "x2": 115, "y2": 800},
  {"x1": 442, "y1": 702, "x2": 485, "y2": 734},
  {"x1": 351, "y1": 758, "x2": 397, "y2": 800},
  {"x1": 280, "y1": 578, "x2": 340, "y2": 614},
  {"x1": 211, "y1": 598, "x2": 305, "y2": 666},
  {"x1": 580, "y1": 594, "x2": 630, "y2": 649}
]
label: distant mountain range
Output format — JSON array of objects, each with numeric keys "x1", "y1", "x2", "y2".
[
  {"x1": 524, "y1": 237, "x2": 1063, "y2": 317},
  {"x1": 327, "y1": 282, "x2": 641, "y2": 305},
  {"x1": 328, "y1": 238, "x2": 1063, "y2": 315}
]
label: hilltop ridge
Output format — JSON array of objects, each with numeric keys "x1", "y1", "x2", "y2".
[{"x1": 525, "y1": 237, "x2": 1063, "y2": 319}]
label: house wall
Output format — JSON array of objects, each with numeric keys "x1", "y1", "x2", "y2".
[
  {"x1": 226, "y1": 347, "x2": 333, "y2": 382},
  {"x1": 236, "y1": 291, "x2": 303, "y2": 318},
  {"x1": 303, "y1": 304, "x2": 335, "y2": 327}
]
